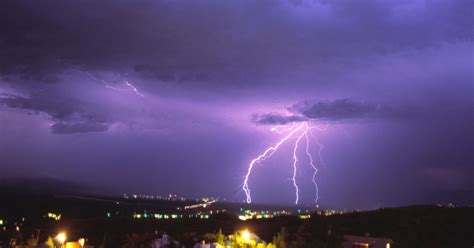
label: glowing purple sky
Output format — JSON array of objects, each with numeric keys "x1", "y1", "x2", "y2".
[{"x1": 0, "y1": 0, "x2": 472, "y2": 208}]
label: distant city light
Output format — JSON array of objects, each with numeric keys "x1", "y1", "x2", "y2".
[
  {"x1": 78, "y1": 238, "x2": 85, "y2": 247},
  {"x1": 238, "y1": 215, "x2": 248, "y2": 221},
  {"x1": 47, "y1": 212, "x2": 61, "y2": 221},
  {"x1": 298, "y1": 214, "x2": 311, "y2": 219},
  {"x1": 133, "y1": 213, "x2": 142, "y2": 219}
]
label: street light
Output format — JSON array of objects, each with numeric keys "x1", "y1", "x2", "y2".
[
  {"x1": 78, "y1": 238, "x2": 85, "y2": 247},
  {"x1": 241, "y1": 230, "x2": 251, "y2": 242},
  {"x1": 55, "y1": 232, "x2": 67, "y2": 247}
]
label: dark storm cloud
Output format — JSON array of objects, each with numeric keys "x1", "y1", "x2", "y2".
[
  {"x1": 253, "y1": 99, "x2": 383, "y2": 125},
  {"x1": 0, "y1": 94, "x2": 78, "y2": 119},
  {"x1": 0, "y1": 0, "x2": 471, "y2": 86},
  {"x1": 252, "y1": 112, "x2": 306, "y2": 125},
  {"x1": 50, "y1": 122, "x2": 108, "y2": 134},
  {"x1": 0, "y1": 0, "x2": 472, "y2": 207},
  {"x1": 292, "y1": 99, "x2": 381, "y2": 120},
  {"x1": 0, "y1": 93, "x2": 110, "y2": 134}
]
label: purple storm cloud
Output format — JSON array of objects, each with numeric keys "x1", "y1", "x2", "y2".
[{"x1": 0, "y1": 0, "x2": 472, "y2": 208}]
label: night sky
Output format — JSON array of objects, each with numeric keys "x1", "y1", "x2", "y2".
[{"x1": 0, "y1": 0, "x2": 472, "y2": 209}]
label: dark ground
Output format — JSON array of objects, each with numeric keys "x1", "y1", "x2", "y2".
[{"x1": 0, "y1": 178, "x2": 473, "y2": 247}]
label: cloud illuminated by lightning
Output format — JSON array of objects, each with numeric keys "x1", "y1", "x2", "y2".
[{"x1": 242, "y1": 121, "x2": 326, "y2": 205}]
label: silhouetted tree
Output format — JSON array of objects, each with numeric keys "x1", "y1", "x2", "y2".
[
  {"x1": 216, "y1": 228, "x2": 225, "y2": 245},
  {"x1": 273, "y1": 227, "x2": 287, "y2": 248}
]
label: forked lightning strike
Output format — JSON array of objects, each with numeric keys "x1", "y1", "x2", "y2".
[{"x1": 242, "y1": 121, "x2": 326, "y2": 205}]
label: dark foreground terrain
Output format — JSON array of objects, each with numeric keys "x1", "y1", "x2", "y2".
[{"x1": 0, "y1": 179, "x2": 473, "y2": 247}]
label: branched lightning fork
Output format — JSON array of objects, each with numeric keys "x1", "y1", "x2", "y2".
[{"x1": 242, "y1": 121, "x2": 326, "y2": 205}]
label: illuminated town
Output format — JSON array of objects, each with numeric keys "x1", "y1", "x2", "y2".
[{"x1": 0, "y1": 185, "x2": 472, "y2": 247}]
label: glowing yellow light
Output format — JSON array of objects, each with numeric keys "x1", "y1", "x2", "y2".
[
  {"x1": 78, "y1": 238, "x2": 85, "y2": 247},
  {"x1": 241, "y1": 230, "x2": 251, "y2": 242},
  {"x1": 386, "y1": 243, "x2": 390, "y2": 248},
  {"x1": 56, "y1": 232, "x2": 67, "y2": 244},
  {"x1": 65, "y1": 242, "x2": 81, "y2": 248},
  {"x1": 298, "y1": 214, "x2": 311, "y2": 219}
]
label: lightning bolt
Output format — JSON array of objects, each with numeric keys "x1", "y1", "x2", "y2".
[
  {"x1": 85, "y1": 72, "x2": 144, "y2": 97},
  {"x1": 242, "y1": 123, "x2": 306, "y2": 204},
  {"x1": 305, "y1": 131, "x2": 319, "y2": 203},
  {"x1": 290, "y1": 127, "x2": 306, "y2": 205},
  {"x1": 125, "y1": 81, "x2": 144, "y2": 97},
  {"x1": 242, "y1": 121, "x2": 326, "y2": 205}
]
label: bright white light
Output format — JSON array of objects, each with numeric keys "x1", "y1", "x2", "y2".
[
  {"x1": 241, "y1": 230, "x2": 251, "y2": 241},
  {"x1": 56, "y1": 232, "x2": 67, "y2": 244},
  {"x1": 243, "y1": 121, "x2": 326, "y2": 204},
  {"x1": 78, "y1": 238, "x2": 85, "y2": 247}
]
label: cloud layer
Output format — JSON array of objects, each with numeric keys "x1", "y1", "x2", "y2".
[
  {"x1": 0, "y1": 90, "x2": 110, "y2": 134},
  {"x1": 0, "y1": 0, "x2": 471, "y2": 86},
  {"x1": 295, "y1": 99, "x2": 380, "y2": 120},
  {"x1": 253, "y1": 99, "x2": 383, "y2": 124},
  {"x1": 0, "y1": 0, "x2": 472, "y2": 207}
]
